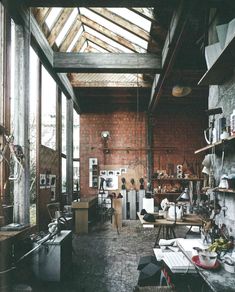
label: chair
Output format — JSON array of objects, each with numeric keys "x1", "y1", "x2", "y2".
[{"x1": 47, "y1": 202, "x2": 61, "y2": 221}]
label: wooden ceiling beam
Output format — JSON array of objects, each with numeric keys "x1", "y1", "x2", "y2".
[
  {"x1": 129, "y1": 8, "x2": 157, "y2": 24},
  {"x1": 33, "y1": 7, "x2": 52, "y2": 24},
  {"x1": 53, "y1": 52, "x2": 162, "y2": 73},
  {"x1": 22, "y1": 0, "x2": 160, "y2": 7},
  {"x1": 72, "y1": 35, "x2": 86, "y2": 52},
  {"x1": 79, "y1": 14, "x2": 145, "y2": 53},
  {"x1": 47, "y1": 8, "x2": 74, "y2": 46},
  {"x1": 84, "y1": 32, "x2": 121, "y2": 53},
  {"x1": 88, "y1": 8, "x2": 151, "y2": 43},
  {"x1": 59, "y1": 18, "x2": 82, "y2": 51}
]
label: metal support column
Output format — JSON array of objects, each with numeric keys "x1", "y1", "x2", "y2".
[
  {"x1": 66, "y1": 98, "x2": 73, "y2": 204},
  {"x1": 13, "y1": 15, "x2": 30, "y2": 224}
]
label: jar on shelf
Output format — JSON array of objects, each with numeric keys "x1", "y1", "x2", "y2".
[{"x1": 230, "y1": 109, "x2": 235, "y2": 136}]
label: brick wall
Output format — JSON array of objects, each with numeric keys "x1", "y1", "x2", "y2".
[
  {"x1": 80, "y1": 111, "x2": 147, "y2": 196},
  {"x1": 152, "y1": 104, "x2": 207, "y2": 178},
  {"x1": 80, "y1": 104, "x2": 207, "y2": 197}
]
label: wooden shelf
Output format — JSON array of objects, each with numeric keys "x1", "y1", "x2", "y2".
[
  {"x1": 214, "y1": 188, "x2": 235, "y2": 194},
  {"x1": 152, "y1": 178, "x2": 203, "y2": 181},
  {"x1": 194, "y1": 135, "x2": 235, "y2": 154},
  {"x1": 198, "y1": 34, "x2": 235, "y2": 85}
]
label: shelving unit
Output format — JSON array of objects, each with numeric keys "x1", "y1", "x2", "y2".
[
  {"x1": 89, "y1": 158, "x2": 98, "y2": 188},
  {"x1": 194, "y1": 136, "x2": 235, "y2": 154}
]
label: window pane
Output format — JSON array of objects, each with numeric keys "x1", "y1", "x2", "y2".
[
  {"x1": 61, "y1": 157, "x2": 66, "y2": 193},
  {"x1": 29, "y1": 47, "x2": 38, "y2": 225},
  {"x1": 73, "y1": 161, "x2": 80, "y2": 192},
  {"x1": 41, "y1": 65, "x2": 56, "y2": 150},
  {"x1": 73, "y1": 109, "x2": 80, "y2": 158},
  {"x1": 61, "y1": 93, "x2": 67, "y2": 154}
]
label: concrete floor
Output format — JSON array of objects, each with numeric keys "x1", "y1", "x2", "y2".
[{"x1": 11, "y1": 220, "x2": 200, "y2": 292}]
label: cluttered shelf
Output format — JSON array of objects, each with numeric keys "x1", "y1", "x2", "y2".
[
  {"x1": 152, "y1": 178, "x2": 203, "y2": 181},
  {"x1": 194, "y1": 135, "x2": 235, "y2": 154},
  {"x1": 214, "y1": 188, "x2": 235, "y2": 194}
]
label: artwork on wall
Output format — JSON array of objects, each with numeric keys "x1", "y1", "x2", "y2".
[
  {"x1": 120, "y1": 168, "x2": 127, "y2": 174},
  {"x1": 99, "y1": 174, "x2": 118, "y2": 191},
  {"x1": 40, "y1": 174, "x2": 46, "y2": 189}
]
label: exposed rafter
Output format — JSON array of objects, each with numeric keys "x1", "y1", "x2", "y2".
[
  {"x1": 88, "y1": 8, "x2": 150, "y2": 42},
  {"x1": 78, "y1": 14, "x2": 145, "y2": 53},
  {"x1": 53, "y1": 52, "x2": 162, "y2": 73},
  {"x1": 21, "y1": 0, "x2": 160, "y2": 7},
  {"x1": 33, "y1": 7, "x2": 52, "y2": 24},
  {"x1": 72, "y1": 35, "x2": 86, "y2": 52},
  {"x1": 84, "y1": 32, "x2": 121, "y2": 53},
  {"x1": 59, "y1": 18, "x2": 82, "y2": 51},
  {"x1": 47, "y1": 8, "x2": 74, "y2": 46}
]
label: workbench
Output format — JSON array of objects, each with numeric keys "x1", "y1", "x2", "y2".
[
  {"x1": 177, "y1": 238, "x2": 235, "y2": 292},
  {"x1": 137, "y1": 212, "x2": 202, "y2": 247},
  {"x1": 72, "y1": 196, "x2": 98, "y2": 234}
]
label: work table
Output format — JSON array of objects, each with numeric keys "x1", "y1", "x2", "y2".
[{"x1": 177, "y1": 238, "x2": 235, "y2": 292}]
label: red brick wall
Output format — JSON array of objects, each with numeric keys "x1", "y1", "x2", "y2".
[
  {"x1": 152, "y1": 104, "x2": 207, "y2": 178},
  {"x1": 80, "y1": 105, "x2": 207, "y2": 197},
  {"x1": 80, "y1": 111, "x2": 147, "y2": 197}
]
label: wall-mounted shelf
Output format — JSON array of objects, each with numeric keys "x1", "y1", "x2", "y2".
[
  {"x1": 152, "y1": 178, "x2": 203, "y2": 182},
  {"x1": 194, "y1": 136, "x2": 235, "y2": 154},
  {"x1": 215, "y1": 188, "x2": 235, "y2": 194},
  {"x1": 198, "y1": 31, "x2": 235, "y2": 85}
]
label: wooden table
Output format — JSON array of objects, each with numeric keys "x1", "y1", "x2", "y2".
[
  {"x1": 137, "y1": 212, "x2": 202, "y2": 247},
  {"x1": 72, "y1": 196, "x2": 98, "y2": 234},
  {"x1": 177, "y1": 238, "x2": 235, "y2": 292}
]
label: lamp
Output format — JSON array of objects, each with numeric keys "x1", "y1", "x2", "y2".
[
  {"x1": 172, "y1": 85, "x2": 192, "y2": 97},
  {"x1": 176, "y1": 188, "x2": 190, "y2": 201},
  {"x1": 101, "y1": 131, "x2": 110, "y2": 140}
]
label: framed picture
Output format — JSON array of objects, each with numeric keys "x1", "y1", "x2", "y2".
[
  {"x1": 108, "y1": 170, "x2": 114, "y2": 176},
  {"x1": 120, "y1": 168, "x2": 127, "y2": 174},
  {"x1": 115, "y1": 170, "x2": 121, "y2": 176}
]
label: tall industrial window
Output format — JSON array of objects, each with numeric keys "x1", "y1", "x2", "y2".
[
  {"x1": 41, "y1": 65, "x2": 56, "y2": 150},
  {"x1": 29, "y1": 47, "x2": 39, "y2": 224}
]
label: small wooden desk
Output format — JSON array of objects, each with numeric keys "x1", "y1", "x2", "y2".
[
  {"x1": 72, "y1": 196, "x2": 98, "y2": 234},
  {"x1": 137, "y1": 212, "x2": 202, "y2": 246}
]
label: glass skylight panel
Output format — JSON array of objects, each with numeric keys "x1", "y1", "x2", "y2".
[
  {"x1": 108, "y1": 8, "x2": 152, "y2": 32},
  {"x1": 80, "y1": 41, "x2": 88, "y2": 52},
  {"x1": 87, "y1": 41, "x2": 108, "y2": 53},
  {"x1": 80, "y1": 8, "x2": 147, "y2": 51},
  {"x1": 45, "y1": 8, "x2": 62, "y2": 29},
  {"x1": 84, "y1": 26, "x2": 132, "y2": 53},
  {"x1": 55, "y1": 8, "x2": 78, "y2": 46},
  {"x1": 67, "y1": 26, "x2": 83, "y2": 52}
]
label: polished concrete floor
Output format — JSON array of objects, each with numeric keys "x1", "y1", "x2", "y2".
[{"x1": 10, "y1": 220, "x2": 201, "y2": 292}]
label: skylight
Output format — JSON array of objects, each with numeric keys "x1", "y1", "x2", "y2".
[
  {"x1": 45, "y1": 8, "x2": 62, "y2": 30},
  {"x1": 80, "y1": 8, "x2": 148, "y2": 51},
  {"x1": 107, "y1": 8, "x2": 152, "y2": 32},
  {"x1": 55, "y1": 8, "x2": 78, "y2": 46},
  {"x1": 84, "y1": 26, "x2": 132, "y2": 53}
]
